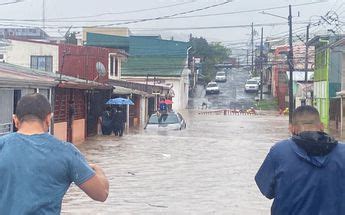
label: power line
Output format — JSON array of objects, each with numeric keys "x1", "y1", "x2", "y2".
[
  {"x1": 0, "y1": 0, "x2": 23, "y2": 6},
  {"x1": 131, "y1": 21, "x2": 313, "y2": 31},
  {"x1": 95, "y1": 0, "x2": 233, "y2": 27},
  {"x1": 0, "y1": 1, "x2": 325, "y2": 24},
  {"x1": 45, "y1": 0, "x2": 199, "y2": 21}
]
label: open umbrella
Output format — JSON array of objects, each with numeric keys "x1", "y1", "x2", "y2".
[
  {"x1": 164, "y1": 99, "x2": 173, "y2": 105},
  {"x1": 106, "y1": 98, "x2": 134, "y2": 105}
]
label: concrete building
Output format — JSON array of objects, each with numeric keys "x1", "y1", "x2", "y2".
[
  {"x1": 0, "y1": 63, "x2": 55, "y2": 135},
  {"x1": 0, "y1": 39, "x2": 126, "y2": 143}
]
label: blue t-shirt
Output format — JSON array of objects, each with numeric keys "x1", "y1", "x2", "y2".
[{"x1": 0, "y1": 132, "x2": 95, "y2": 214}]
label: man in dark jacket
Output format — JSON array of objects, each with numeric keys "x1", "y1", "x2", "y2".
[
  {"x1": 112, "y1": 107, "x2": 125, "y2": 137},
  {"x1": 100, "y1": 106, "x2": 113, "y2": 135},
  {"x1": 255, "y1": 105, "x2": 345, "y2": 215}
]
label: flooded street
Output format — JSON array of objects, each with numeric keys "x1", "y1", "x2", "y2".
[
  {"x1": 62, "y1": 111, "x2": 289, "y2": 214},
  {"x1": 62, "y1": 68, "x2": 289, "y2": 214},
  {"x1": 189, "y1": 69, "x2": 257, "y2": 110}
]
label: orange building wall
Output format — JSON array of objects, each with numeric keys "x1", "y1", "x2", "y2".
[
  {"x1": 54, "y1": 122, "x2": 67, "y2": 141},
  {"x1": 72, "y1": 119, "x2": 86, "y2": 145}
]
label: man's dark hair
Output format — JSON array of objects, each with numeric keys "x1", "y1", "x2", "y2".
[
  {"x1": 292, "y1": 105, "x2": 321, "y2": 126},
  {"x1": 15, "y1": 93, "x2": 52, "y2": 122}
]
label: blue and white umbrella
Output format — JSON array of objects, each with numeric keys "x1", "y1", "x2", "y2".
[{"x1": 106, "y1": 98, "x2": 134, "y2": 105}]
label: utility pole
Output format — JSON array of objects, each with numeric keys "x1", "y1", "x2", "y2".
[
  {"x1": 42, "y1": 0, "x2": 46, "y2": 30},
  {"x1": 304, "y1": 24, "x2": 310, "y2": 82},
  {"x1": 251, "y1": 22, "x2": 254, "y2": 75},
  {"x1": 246, "y1": 49, "x2": 249, "y2": 66},
  {"x1": 260, "y1": 27, "x2": 264, "y2": 100},
  {"x1": 288, "y1": 5, "x2": 294, "y2": 123}
]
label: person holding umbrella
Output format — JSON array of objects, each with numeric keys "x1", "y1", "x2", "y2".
[
  {"x1": 105, "y1": 98, "x2": 133, "y2": 136},
  {"x1": 99, "y1": 106, "x2": 113, "y2": 135},
  {"x1": 112, "y1": 106, "x2": 125, "y2": 137}
]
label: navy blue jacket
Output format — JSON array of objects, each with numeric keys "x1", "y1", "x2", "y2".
[{"x1": 255, "y1": 132, "x2": 345, "y2": 215}]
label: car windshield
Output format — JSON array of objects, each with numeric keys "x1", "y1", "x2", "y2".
[
  {"x1": 246, "y1": 81, "x2": 258, "y2": 84},
  {"x1": 148, "y1": 114, "x2": 179, "y2": 124},
  {"x1": 217, "y1": 72, "x2": 225, "y2": 76},
  {"x1": 208, "y1": 83, "x2": 218, "y2": 87}
]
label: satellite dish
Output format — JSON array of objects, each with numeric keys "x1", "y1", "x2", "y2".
[{"x1": 96, "y1": 62, "x2": 106, "y2": 77}]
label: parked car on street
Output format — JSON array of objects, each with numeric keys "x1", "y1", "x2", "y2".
[
  {"x1": 206, "y1": 82, "x2": 220, "y2": 95},
  {"x1": 245, "y1": 79, "x2": 259, "y2": 93},
  {"x1": 251, "y1": 76, "x2": 261, "y2": 86},
  {"x1": 215, "y1": 71, "x2": 227, "y2": 82},
  {"x1": 145, "y1": 111, "x2": 187, "y2": 131}
]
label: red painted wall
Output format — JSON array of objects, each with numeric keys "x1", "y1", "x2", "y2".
[
  {"x1": 272, "y1": 46, "x2": 289, "y2": 109},
  {"x1": 58, "y1": 44, "x2": 118, "y2": 84}
]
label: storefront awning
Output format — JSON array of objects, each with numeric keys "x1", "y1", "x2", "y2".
[{"x1": 113, "y1": 86, "x2": 152, "y2": 96}]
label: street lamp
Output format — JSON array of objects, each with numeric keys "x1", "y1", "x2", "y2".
[
  {"x1": 261, "y1": 5, "x2": 294, "y2": 123},
  {"x1": 288, "y1": 5, "x2": 294, "y2": 123}
]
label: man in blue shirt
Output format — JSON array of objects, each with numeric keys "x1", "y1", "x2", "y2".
[
  {"x1": 255, "y1": 105, "x2": 345, "y2": 214},
  {"x1": 0, "y1": 93, "x2": 109, "y2": 214}
]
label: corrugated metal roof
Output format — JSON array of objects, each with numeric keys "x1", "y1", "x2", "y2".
[
  {"x1": 0, "y1": 63, "x2": 112, "y2": 90},
  {"x1": 113, "y1": 86, "x2": 151, "y2": 96},
  {"x1": 129, "y1": 36, "x2": 190, "y2": 56},
  {"x1": 122, "y1": 56, "x2": 187, "y2": 77},
  {"x1": 0, "y1": 63, "x2": 56, "y2": 87},
  {"x1": 85, "y1": 33, "x2": 190, "y2": 56},
  {"x1": 86, "y1": 33, "x2": 129, "y2": 50}
]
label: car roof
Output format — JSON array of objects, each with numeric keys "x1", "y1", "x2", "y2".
[
  {"x1": 247, "y1": 78, "x2": 259, "y2": 81},
  {"x1": 208, "y1": 81, "x2": 217, "y2": 84},
  {"x1": 151, "y1": 111, "x2": 180, "y2": 117}
]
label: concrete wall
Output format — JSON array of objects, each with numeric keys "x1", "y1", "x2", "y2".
[
  {"x1": 54, "y1": 120, "x2": 85, "y2": 144},
  {"x1": 5, "y1": 40, "x2": 59, "y2": 73},
  {"x1": 54, "y1": 122, "x2": 67, "y2": 141},
  {"x1": 140, "y1": 96, "x2": 148, "y2": 126},
  {"x1": 122, "y1": 75, "x2": 190, "y2": 110},
  {"x1": 341, "y1": 53, "x2": 345, "y2": 90},
  {"x1": 170, "y1": 69, "x2": 190, "y2": 110},
  {"x1": 83, "y1": 27, "x2": 131, "y2": 41},
  {"x1": 72, "y1": 119, "x2": 85, "y2": 144}
]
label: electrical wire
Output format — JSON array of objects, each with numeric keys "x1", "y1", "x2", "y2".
[
  {"x1": 45, "y1": 0, "x2": 199, "y2": 21},
  {"x1": 0, "y1": 1, "x2": 325, "y2": 24},
  {"x1": 94, "y1": 0, "x2": 233, "y2": 27},
  {"x1": 0, "y1": 0, "x2": 23, "y2": 6}
]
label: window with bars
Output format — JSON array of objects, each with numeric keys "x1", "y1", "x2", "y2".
[
  {"x1": 109, "y1": 55, "x2": 119, "y2": 78},
  {"x1": 31, "y1": 56, "x2": 53, "y2": 72}
]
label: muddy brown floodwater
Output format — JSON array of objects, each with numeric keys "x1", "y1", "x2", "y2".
[{"x1": 61, "y1": 110, "x2": 289, "y2": 215}]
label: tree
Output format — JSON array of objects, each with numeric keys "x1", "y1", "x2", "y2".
[{"x1": 189, "y1": 37, "x2": 231, "y2": 83}]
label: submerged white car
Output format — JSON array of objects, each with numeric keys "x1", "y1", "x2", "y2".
[
  {"x1": 215, "y1": 71, "x2": 227, "y2": 82},
  {"x1": 245, "y1": 79, "x2": 259, "y2": 92},
  {"x1": 206, "y1": 82, "x2": 220, "y2": 95},
  {"x1": 145, "y1": 111, "x2": 187, "y2": 131}
]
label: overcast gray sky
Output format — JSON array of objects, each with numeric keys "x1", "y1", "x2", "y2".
[{"x1": 0, "y1": 0, "x2": 343, "y2": 49}]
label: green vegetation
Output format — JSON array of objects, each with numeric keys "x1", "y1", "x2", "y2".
[
  {"x1": 189, "y1": 37, "x2": 231, "y2": 83},
  {"x1": 256, "y1": 98, "x2": 278, "y2": 110}
]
